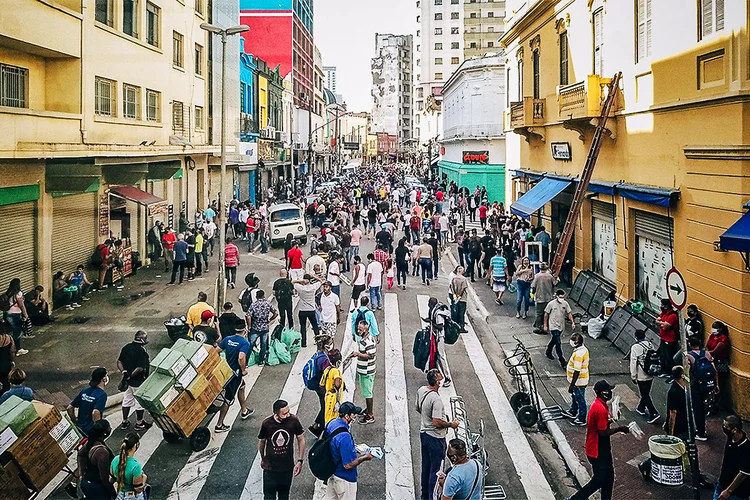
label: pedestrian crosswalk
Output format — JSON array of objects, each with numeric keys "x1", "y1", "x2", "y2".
[{"x1": 46, "y1": 292, "x2": 553, "y2": 500}]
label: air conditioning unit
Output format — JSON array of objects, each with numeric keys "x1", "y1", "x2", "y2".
[{"x1": 275, "y1": 131, "x2": 283, "y2": 142}]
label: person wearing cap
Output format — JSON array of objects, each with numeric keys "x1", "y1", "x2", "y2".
[
  {"x1": 117, "y1": 331, "x2": 153, "y2": 431},
  {"x1": 568, "y1": 380, "x2": 629, "y2": 500},
  {"x1": 564, "y1": 333, "x2": 589, "y2": 426},
  {"x1": 325, "y1": 401, "x2": 374, "y2": 500},
  {"x1": 545, "y1": 289, "x2": 575, "y2": 368},
  {"x1": 216, "y1": 318, "x2": 255, "y2": 432},
  {"x1": 186, "y1": 292, "x2": 215, "y2": 330},
  {"x1": 246, "y1": 289, "x2": 278, "y2": 366},
  {"x1": 531, "y1": 262, "x2": 557, "y2": 334},
  {"x1": 193, "y1": 309, "x2": 221, "y2": 346},
  {"x1": 258, "y1": 399, "x2": 306, "y2": 500},
  {"x1": 655, "y1": 298, "x2": 680, "y2": 376},
  {"x1": 67, "y1": 367, "x2": 109, "y2": 436},
  {"x1": 319, "y1": 281, "x2": 342, "y2": 339}
]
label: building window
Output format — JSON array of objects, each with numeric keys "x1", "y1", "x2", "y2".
[
  {"x1": 122, "y1": 84, "x2": 139, "y2": 119},
  {"x1": 417, "y1": 15, "x2": 420, "y2": 22},
  {"x1": 451, "y1": 57, "x2": 459, "y2": 64},
  {"x1": 451, "y1": 27, "x2": 459, "y2": 34},
  {"x1": 699, "y1": 0, "x2": 725, "y2": 39},
  {"x1": 470, "y1": 12, "x2": 477, "y2": 18},
  {"x1": 635, "y1": 0, "x2": 652, "y2": 61},
  {"x1": 435, "y1": 73, "x2": 443, "y2": 79},
  {"x1": 195, "y1": 0, "x2": 204, "y2": 16},
  {"x1": 195, "y1": 44, "x2": 203, "y2": 75},
  {"x1": 470, "y1": 42, "x2": 477, "y2": 48},
  {"x1": 506, "y1": 68, "x2": 511, "y2": 106},
  {"x1": 95, "y1": 0, "x2": 113, "y2": 27},
  {"x1": 418, "y1": 87, "x2": 424, "y2": 97},
  {"x1": 487, "y1": 41, "x2": 494, "y2": 47},
  {"x1": 559, "y1": 31, "x2": 569, "y2": 85},
  {"x1": 435, "y1": 28, "x2": 442, "y2": 35},
  {"x1": 487, "y1": 26, "x2": 494, "y2": 32},
  {"x1": 417, "y1": 30, "x2": 420, "y2": 37},
  {"x1": 173, "y1": 32, "x2": 184, "y2": 68},
  {"x1": 435, "y1": 43, "x2": 443, "y2": 50},
  {"x1": 435, "y1": 13, "x2": 442, "y2": 20},
  {"x1": 532, "y1": 49, "x2": 540, "y2": 99},
  {"x1": 451, "y1": 0, "x2": 458, "y2": 3},
  {"x1": 195, "y1": 106, "x2": 203, "y2": 130},
  {"x1": 451, "y1": 42, "x2": 459, "y2": 49},
  {"x1": 146, "y1": 89, "x2": 160, "y2": 121},
  {"x1": 487, "y1": 11, "x2": 494, "y2": 17},
  {"x1": 517, "y1": 59, "x2": 523, "y2": 100},
  {"x1": 435, "y1": 0, "x2": 442, "y2": 4},
  {"x1": 172, "y1": 100, "x2": 185, "y2": 136},
  {"x1": 417, "y1": 59, "x2": 421, "y2": 66},
  {"x1": 416, "y1": 1, "x2": 420, "y2": 6},
  {"x1": 146, "y1": 2, "x2": 160, "y2": 47},
  {"x1": 0, "y1": 64, "x2": 28, "y2": 108},
  {"x1": 123, "y1": 0, "x2": 138, "y2": 37},
  {"x1": 435, "y1": 57, "x2": 443, "y2": 64},
  {"x1": 593, "y1": 8, "x2": 604, "y2": 75},
  {"x1": 94, "y1": 76, "x2": 116, "y2": 116},
  {"x1": 417, "y1": 44, "x2": 421, "y2": 51},
  {"x1": 451, "y1": 12, "x2": 459, "y2": 19}
]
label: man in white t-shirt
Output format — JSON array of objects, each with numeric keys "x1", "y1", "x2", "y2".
[
  {"x1": 350, "y1": 255, "x2": 367, "y2": 312},
  {"x1": 327, "y1": 254, "x2": 342, "y2": 297},
  {"x1": 439, "y1": 213, "x2": 450, "y2": 246},
  {"x1": 306, "y1": 252, "x2": 327, "y2": 279},
  {"x1": 318, "y1": 281, "x2": 341, "y2": 338},
  {"x1": 366, "y1": 253, "x2": 384, "y2": 310}
]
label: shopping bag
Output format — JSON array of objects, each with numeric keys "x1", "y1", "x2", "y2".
[
  {"x1": 281, "y1": 328, "x2": 302, "y2": 354},
  {"x1": 272, "y1": 339, "x2": 292, "y2": 365},
  {"x1": 247, "y1": 347, "x2": 260, "y2": 366}
]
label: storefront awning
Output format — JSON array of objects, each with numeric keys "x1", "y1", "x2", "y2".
[
  {"x1": 721, "y1": 210, "x2": 750, "y2": 253},
  {"x1": 109, "y1": 185, "x2": 169, "y2": 216},
  {"x1": 510, "y1": 177, "x2": 572, "y2": 218}
]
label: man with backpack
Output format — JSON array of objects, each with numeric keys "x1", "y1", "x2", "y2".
[
  {"x1": 92, "y1": 240, "x2": 112, "y2": 290},
  {"x1": 629, "y1": 329, "x2": 660, "y2": 424},
  {"x1": 258, "y1": 399, "x2": 306, "y2": 500},
  {"x1": 304, "y1": 335, "x2": 333, "y2": 437},
  {"x1": 322, "y1": 401, "x2": 373, "y2": 499},
  {"x1": 350, "y1": 296, "x2": 379, "y2": 343},
  {"x1": 676, "y1": 335, "x2": 718, "y2": 441},
  {"x1": 422, "y1": 297, "x2": 453, "y2": 387}
]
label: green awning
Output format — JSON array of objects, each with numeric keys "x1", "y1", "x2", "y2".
[
  {"x1": 172, "y1": 168, "x2": 184, "y2": 179},
  {"x1": 51, "y1": 178, "x2": 100, "y2": 198},
  {"x1": 148, "y1": 161, "x2": 182, "y2": 181},
  {"x1": 46, "y1": 160, "x2": 102, "y2": 193},
  {"x1": 102, "y1": 163, "x2": 149, "y2": 185},
  {"x1": 0, "y1": 184, "x2": 40, "y2": 207}
]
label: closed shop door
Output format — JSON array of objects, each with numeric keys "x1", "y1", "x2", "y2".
[
  {"x1": 0, "y1": 202, "x2": 36, "y2": 290},
  {"x1": 52, "y1": 193, "x2": 97, "y2": 273},
  {"x1": 592, "y1": 201, "x2": 617, "y2": 283},
  {"x1": 634, "y1": 211, "x2": 674, "y2": 312}
]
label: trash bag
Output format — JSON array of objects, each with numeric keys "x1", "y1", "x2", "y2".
[
  {"x1": 281, "y1": 328, "x2": 302, "y2": 354},
  {"x1": 587, "y1": 316, "x2": 606, "y2": 339},
  {"x1": 272, "y1": 338, "x2": 292, "y2": 365},
  {"x1": 266, "y1": 344, "x2": 280, "y2": 366},
  {"x1": 247, "y1": 348, "x2": 260, "y2": 366}
]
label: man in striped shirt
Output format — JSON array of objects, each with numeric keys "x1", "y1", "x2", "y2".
[
  {"x1": 350, "y1": 320, "x2": 377, "y2": 425},
  {"x1": 564, "y1": 333, "x2": 590, "y2": 426}
]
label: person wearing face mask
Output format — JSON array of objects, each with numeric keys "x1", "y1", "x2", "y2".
[
  {"x1": 715, "y1": 415, "x2": 750, "y2": 500},
  {"x1": 665, "y1": 365, "x2": 690, "y2": 441},
  {"x1": 707, "y1": 321, "x2": 732, "y2": 410},
  {"x1": 67, "y1": 367, "x2": 109, "y2": 437},
  {"x1": 76, "y1": 419, "x2": 116, "y2": 499},
  {"x1": 111, "y1": 432, "x2": 148, "y2": 500},
  {"x1": 258, "y1": 399, "x2": 306, "y2": 500},
  {"x1": 568, "y1": 380, "x2": 629, "y2": 500},
  {"x1": 655, "y1": 298, "x2": 679, "y2": 377},
  {"x1": 117, "y1": 330, "x2": 153, "y2": 431},
  {"x1": 563, "y1": 333, "x2": 589, "y2": 426},
  {"x1": 685, "y1": 304, "x2": 704, "y2": 340},
  {"x1": 436, "y1": 438, "x2": 483, "y2": 500},
  {"x1": 325, "y1": 401, "x2": 374, "y2": 500},
  {"x1": 544, "y1": 289, "x2": 575, "y2": 368}
]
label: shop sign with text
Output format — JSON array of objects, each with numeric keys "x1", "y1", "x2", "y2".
[{"x1": 462, "y1": 151, "x2": 489, "y2": 164}]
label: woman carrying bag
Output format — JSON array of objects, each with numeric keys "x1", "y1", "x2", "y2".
[
  {"x1": 77, "y1": 420, "x2": 116, "y2": 499},
  {"x1": 514, "y1": 257, "x2": 534, "y2": 320},
  {"x1": 111, "y1": 432, "x2": 150, "y2": 500}
]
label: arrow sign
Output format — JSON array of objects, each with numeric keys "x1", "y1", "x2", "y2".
[{"x1": 666, "y1": 267, "x2": 687, "y2": 310}]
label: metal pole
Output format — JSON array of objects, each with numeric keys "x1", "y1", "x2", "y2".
[
  {"x1": 678, "y1": 310, "x2": 701, "y2": 500},
  {"x1": 308, "y1": 99, "x2": 313, "y2": 180},
  {"x1": 217, "y1": 33, "x2": 227, "y2": 307}
]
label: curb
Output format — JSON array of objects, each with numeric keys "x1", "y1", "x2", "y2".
[{"x1": 106, "y1": 391, "x2": 124, "y2": 409}]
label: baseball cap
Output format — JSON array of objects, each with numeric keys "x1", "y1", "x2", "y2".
[
  {"x1": 201, "y1": 310, "x2": 216, "y2": 321},
  {"x1": 593, "y1": 380, "x2": 616, "y2": 393},
  {"x1": 90, "y1": 367, "x2": 107, "y2": 386},
  {"x1": 338, "y1": 401, "x2": 364, "y2": 416}
]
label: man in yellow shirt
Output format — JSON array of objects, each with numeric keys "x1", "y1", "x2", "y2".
[
  {"x1": 564, "y1": 332, "x2": 590, "y2": 426},
  {"x1": 320, "y1": 349, "x2": 345, "y2": 424},
  {"x1": 194, "y1": 229, "x2": 205, "y2": 277},
  {"x1": 187, "y1": 291, "x2": 215, "y2": 331}
]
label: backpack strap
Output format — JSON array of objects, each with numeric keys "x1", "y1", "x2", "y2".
[
  {"x1": 416, "y1": 389, "x2": 436, "y2": 413},
  {"x1": 467, "y1": 459, "x2": 480, "y2": 499}
]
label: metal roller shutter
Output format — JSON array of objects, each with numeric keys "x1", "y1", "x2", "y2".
[
  {"x1": 0, "y1": 202, "x2": 36, "y2": 290},
  {"x1": 634, "y1": 210, "x2": 673, "y2": 244},
  {"x1": 591, "y1": 200, "x2": 615, "y2": 221},
  {"x1": 52, "y1": 193, "x2": 98, "y2": 273}
]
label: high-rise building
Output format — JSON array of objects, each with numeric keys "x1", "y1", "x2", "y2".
[
  {"x1": 323, "y1": 66, "x2": 337, "y2": 93},
  {"x1": 370, "y1": 34, "x2": 413, "y2": 143},
  {"x1": 464, "y1": 0, "x2": 506, "y2": 59}
]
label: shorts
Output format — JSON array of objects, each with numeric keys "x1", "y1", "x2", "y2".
[
  {"x1": 356, "y1": 373, "x2": 375, "y2": 399},
  {"x1": 492, "y1": 278, "x2": 506, "y2": 293},
  {"x1": 224, "y1": 373, "x2": 245, "y2": 402},
  {"x1": 322, "y1": 322, "x2": 337, "y2": 338},
  {"x1": 289, "y1": 268, "x2": 304, "y2": 282},
  {"x1": 122, "y1": 386, "x2": 144, "y2": 411}
]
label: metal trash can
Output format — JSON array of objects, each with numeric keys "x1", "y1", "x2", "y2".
[{"x1": 648, "y1": 435, "x2": 686, "y2": 486}]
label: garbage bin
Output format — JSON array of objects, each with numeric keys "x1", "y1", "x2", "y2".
[{"x1": 648, "y1": 435, "x2": 686, "y2": 486}]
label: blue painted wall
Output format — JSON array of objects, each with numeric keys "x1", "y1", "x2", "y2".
[
  {"x1": 239, "y1": 0, "x2": 291, "y2": 11},
  {"x1": 240, "y1": 39, "x2": 257, "y2": 142}
]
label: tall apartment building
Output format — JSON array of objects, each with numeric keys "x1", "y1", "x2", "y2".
[
  {"x1": 323, "y1": 66, "x2": 337, "y2": 93},
  {"x1": 464, "y1": 0, "x2": 506, "y2": 59},
  {"x1": 370, "y1": 34, "x2": 414, "y2": 143}
]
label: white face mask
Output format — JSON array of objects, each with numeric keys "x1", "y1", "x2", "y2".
[
  {"x1": 103, "y1": 376, "x2": 110, "y2": 386},
  {"x1": 557, "y1": 297, "x2": 565, "y2": 303},
  {"x1": 711, "y1": 329, "x2": 720, "y2": 335},
  {"x1": 569, "y1": 340, "x2": 577, "y2": 348}
]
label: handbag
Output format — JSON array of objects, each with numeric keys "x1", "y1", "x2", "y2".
[
  {"x1": 21, "y1": 317, "x2": 33, "y2": 336},
  {"x1": 118, "y1": 371, "x2": 129, "y2": 392}
]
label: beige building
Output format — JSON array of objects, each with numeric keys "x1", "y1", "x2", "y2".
[
  {"x1": 463, "y1": 0, "x2": 506, "y2": 59},
  {"x1": 502, "y1": 0, "x2": 750, "y2": 416},
  {"x1": 0, "y1": 0, "x2": 220, "y2": 296}
]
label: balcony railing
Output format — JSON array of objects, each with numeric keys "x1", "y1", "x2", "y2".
[
  {"x1": 558, "y1": 75, "x2": 611, "y2": 120},
  {"x1": 508, "y1": 97, "x2": 545, "y2": 129}
]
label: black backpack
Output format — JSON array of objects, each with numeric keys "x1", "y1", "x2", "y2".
[
  {"x1": 308, "y1": 426, "x2": 349, "y2": 482},
  {"x1": 432, "y1": 304, "x2": 460, "y2": 345},
  {"x1": 239, "y1": 287, "x2": 254, "y2": 313},
  {"x1": 0, "y1": 292, "x2": 11, "y2": 313},
  {"x1": 638, "y1": 342, "x2": 661, "y2": 377},
  {"x1": 413, "y1": 329, "x2": 431, "y2": 371}
]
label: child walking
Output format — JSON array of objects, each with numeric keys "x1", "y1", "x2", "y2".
[{"x1": 386, "y1": 258, "x2": 395, "y2": 290}]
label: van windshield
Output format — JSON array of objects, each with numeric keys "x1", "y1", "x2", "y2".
[{"x1": 271, "y1": 209, "x2": 301, "y2": 222}]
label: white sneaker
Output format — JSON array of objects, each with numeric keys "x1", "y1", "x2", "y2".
[
  {"x1": 16, "y1": 349, "x2": 29, "y2": 356},
  {"x1": 72, "y1": 303, "x2": 81, "y2": 308},
  {"x1": 65, "y1": 305, "x2": 74, "y2": 310}
]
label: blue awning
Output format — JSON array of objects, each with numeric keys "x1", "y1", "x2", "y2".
[
  {"x1": 720, "y1": 211, "x2": 750, "y2": 252},
  {"x1": 510, "y1": 177, "x2": 572, "y2": 218},
  {"x1": 617, "y1": 183, "x2": 678, "y2": 207}
]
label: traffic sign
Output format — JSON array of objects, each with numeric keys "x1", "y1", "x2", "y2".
[{"x1": 666, "y1": 267, "x2": 687, "y2": 310}]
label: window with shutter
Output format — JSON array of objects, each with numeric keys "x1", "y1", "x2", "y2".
[
  {"x1": 700, "y1": 0, "x2": 725, "y2": 39},
  {"x1": 593, "y1": 8, "x2": 604, "y2": 76},
  {"x1": 559, "y1": 32, "x2": 569, "y2": 85},
  {"x1": 532, "y1": 50, "x2": 540, "y2": 99},
  {"x1": 517, "y1": 60, "x2": 523, "y2": 100},
  {"x1": 636, "y1": 0, "x2": 652, "y2": 62}
]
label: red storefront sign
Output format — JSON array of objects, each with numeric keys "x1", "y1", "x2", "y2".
[{"x1": 462, "y1": 151, "x2": 489, "y2": 164}]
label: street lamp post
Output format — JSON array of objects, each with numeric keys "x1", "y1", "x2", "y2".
[{"x1": 200, "y1": 22, "x2": 249, "y2": 306}]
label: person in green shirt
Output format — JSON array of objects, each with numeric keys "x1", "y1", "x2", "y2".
[{"x1": 111, "y1": 432, "x2": 148, "y2": 499}]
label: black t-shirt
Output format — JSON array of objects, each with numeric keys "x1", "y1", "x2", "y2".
[
  {"x1": 427, "y1": 237, "x2": 439, "y2": 255},
  {"x1": 193, "y1": 325, "x2": 219, "y2": 346},
  {"x1": 258, "y1": 415, "x2": 304, "y2": 472},
  {"x1": 340, "y1": 233, "x2": 351, "y2": 248},
  {"x1": 273, "y1": 278, "x2": 294, "y2": 303},
  {"x1": 219, "y1": 312, "x2": 243, "y2": 338},
  {"x1": 395, "y1": 246, "x2": 410, "y2": 265},
  {"x1": 118, "y1": 342, "x2": 150, "y2": 387},
  {"x1": 666, "y1": 382, "x2": 689, "y2": 436},
  {"x1": 376, "y1": 230, "x2": 392, "y2": 247},
  {"x1": 367, "y1": 209, "x2": 377, "y2": 223},
  {"x1": 719, "y1": 434, "x2": 750, "y2": 497}
]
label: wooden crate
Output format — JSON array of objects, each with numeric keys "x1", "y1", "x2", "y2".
[
  {"x1": 164, "y1": 374, "x2": 224, "y2": 437},
  {"x1": 5, "y1": 417, "x2": 67, "y2": 491},
  {"x1": 0, "y1": 459, "x2": 29, "y2": 500},
  {"x1": 196, "y1": 347, "x2": 221, "y2": 378}
]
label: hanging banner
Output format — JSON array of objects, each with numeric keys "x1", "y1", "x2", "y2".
[
  {"x1": 593, "y1": 218, "x2": 617, "y2": 283},
  {"x1": 637, "y1": 236, "x2": 671, "y2": 312},
  {"x1": 99, "y1": 194, "x2": 109, "y2": 237}
]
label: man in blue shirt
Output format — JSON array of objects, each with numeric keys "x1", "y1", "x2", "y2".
[
  {"x1": 488, "y1": 248, "x2": 508, "y2": 306},
  {"x1": 438, "y1": 438, "x2": 483, "y2": 500},
  {"x1": 216, "y1": 319, "x2": 254, "y2": 431},
  {"x1": 169, "y1": 233, "x2": 189, "y2": 285},
  {"x1": 350, "y1": 296, "x2": 379, "y2": 343},
  {"x1": 67, "y1": 367, "x2": 108, "y2": 436},
  {"x1": 326, "y1": 402, "x2": 374, "y2": 499}
]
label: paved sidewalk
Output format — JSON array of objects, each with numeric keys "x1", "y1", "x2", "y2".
[{"x1": 447, "y1": 245, "x2": 725, "y2": 500}]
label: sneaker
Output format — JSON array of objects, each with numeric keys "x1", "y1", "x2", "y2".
[
  {"x1": 426, "y1": 279, "x2": 430, "y2": 286},
  {"x1": 65, "y1": 305, "x2": 74, "y2": 310},
  {"x1": 81, "y1": 296, "x2": 91, "y2": 301},
  {"x1": 16, "y1": 349, "x2": 29, "y2": 356},
  {"x1": 134, "y1": 421, "x2": 153, "y2": 431},
  {"x1": 361, "y1": 415, "x2": 375, "y2": 425},
  {"x1": 545, "y1": 353, "x2": 555, "y2": 361},
  {"x1": 167, "y1": 281, "x2": 176, "y2": 285},
  {"x1": 647, "y1": 413, "x2": 661, "y2": 424},
  {"x1": 560, "y1": 409, "x2": 576, "y2": 419},
  {"x1": 241, "y1": 409, "x2": 255, "y2": 420},
  {"x1": 515, "y1": 313, "x2": 521, "y2": 318},
  {"x1": 72, "y1": 303, "x2": 82, "y2": 308},
  {"x1": 443, "y1": 378, "x2": 452, "y2": 388},
  {"x1": 22, "y1": 334, "x2": 35, "y2": 339},
  {"x1": 214, "y1": 424, "x2": 231, "y2": 433},
  {"x1": 120, "y1": 421, "x2": 131, "y2": 430},
  {"x1": 522, "y1": 314, "x2": 528, "y2": 319},
  {"x1": 635, "y1": 408, "x2": 647, "y2": 416},
  {"x1": 695, "y1": 434, "x2": 708, "y2": 441},
  {"x1": 64, "y1": 483, "x2": 78, "y2": 499},
  {"x1": 571, "y1": 419, "x2": 586, "y2": 426}
]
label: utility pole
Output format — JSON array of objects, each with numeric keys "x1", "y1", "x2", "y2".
[{"x1": 307, "y1": 96, "x2": 313, "y2": 179}]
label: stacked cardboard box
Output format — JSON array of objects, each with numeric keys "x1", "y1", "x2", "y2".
[
  {"x1": 0, "y1": 460, "x2": 28, "y2": 500},
  {"x1": 135, "y1": 340, "x2": 233, "y2": 438}
]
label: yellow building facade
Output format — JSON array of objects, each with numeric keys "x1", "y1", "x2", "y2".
[
  {"x1": 501, "y1": 0, "x2": 750, "y2": 416},
  {"x1": 0, "y1": 0, "x2": 218, "y2": 295}
]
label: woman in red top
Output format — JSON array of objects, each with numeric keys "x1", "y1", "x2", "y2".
[
  {"x1": 707, "y1": 320, "x2": 731, "y2": 409},
  {"x1": 224, "y1": 238, "x2": 240, "y2": 288}
]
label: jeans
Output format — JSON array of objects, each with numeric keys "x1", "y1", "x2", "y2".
[
  {"x1": 170, "y1": 260, "x2": 187, "y2": 283},
  {"x1": 263, "y1": 469, "x2": 293, "y2": 500},
  {"x1": 249, "y1": 328, "x2": 269, "y2": 364},
  {"x1": 332, "y1": 285, "x2": 341, "y2": 298},
  {"x1": 452, "y1": 301, "x2": 467, "y2": 330},
  {"x1": 464, "y1": 252, "x2": 474, "y2": 279},
  {"x1": 419, "y1": 258, "x2": 433, "y2": 282},
  {"x1": 659, "y1": 340, "x2": 679, "y2": 374},
  {"x1": 226, "y1": 265, "x2": 237, "y2": 286},
  {"x1": 420, "y1": 433, "x2": 446, "y2": 500},
  {"x1": 81, "y1": 478, "x2": 114, "y2": 500},
  {"x1": 350, "y1": 246, "x2": 360, "y2": 259},
  {"x1": 260, "y1": 234, "x2": 269, "y2": 253},
  {"x1": 341, "y1": 248, "x2": 350, "y2": 272},
  {"x1": 278, "y1": 299, "x2": 294, "y2": 329},
  {"x1": 432, "y1": 255, "x2": 439, "y2": 278},
  {"x1": 714, "y1": 483, "x2": 747, "y2": 500},
  {"x1": 546, "y1": 330, "x2": 565, "y2": 363},
  {"x1": 3, "y1": 312, "x2": 22, "y2": 350},
  {"x1": 692, "y1": 386, "x2": 707, "y2": 436},
  {"x1": 636, "y1": 380, "x2": 658, "y2": 417},
  {"x1": 571, "y1": 455, "x2": 614, "y2": 500},
  {"x1": 247, "y1": 233, "x2": 256, "y2": 252},
  {"x1": 411, "y1": 229, "x2": 420, "y2": 245},
  {"x1": 516, "y1": 280, "x2": 531, "y2": 313},
  {"x1": 298, "y1": 310, "x2": 319, "y2": 347},
  {"x1": 569, "y1": 386, "x2": 588, "y2": 421},
  {"x1": 396, "y1": 263, "x2": 408, "y2": 285},
  {"x1": 369, "y1": 286, "x2": 382, "y2": 309}
]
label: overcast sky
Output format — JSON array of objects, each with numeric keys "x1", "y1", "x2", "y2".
[{"x1": 314, "y1": 0, "x2": 413, "y2": 113}]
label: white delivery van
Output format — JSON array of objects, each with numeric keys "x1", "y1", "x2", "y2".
[{"x1": 268, "y1": 203, "x2": 307, "y2": 246}]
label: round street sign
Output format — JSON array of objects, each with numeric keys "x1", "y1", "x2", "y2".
[{"x1": 666, "y1": 267, "x2": 687, "y2": 310}]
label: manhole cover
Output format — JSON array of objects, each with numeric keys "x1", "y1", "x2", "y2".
[
  {"x1": 141, "y1": 281, "x2": 155, "y2": 286},
  {"x1": 71, "y1": 317, "x2": 90, "y2": 324}
]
